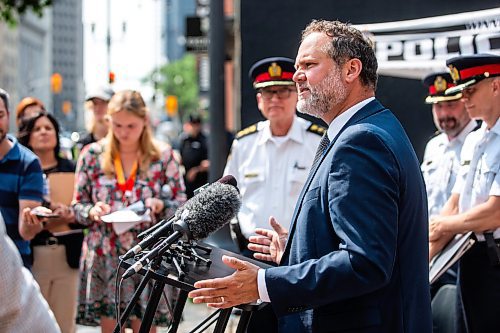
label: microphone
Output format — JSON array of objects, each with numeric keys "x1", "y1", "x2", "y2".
[
  {"x1": 122, "y1": 176, "x2": 240, "y2": 272},
  {"x1": 137, "y1": 217, "x2": 170, "y2": 240},
  {"x1": 122, "y1": 217, "x2": 186, "y2": 279},
  {"x1": 125, "y1": 176, "x2": 238, "y2": 259},
  {"x1": 135, "y1": 185, "x2": 176, "y2": 240},
  {"x1": 134, "y1": 185, "x2": 174, "y2": 241}
]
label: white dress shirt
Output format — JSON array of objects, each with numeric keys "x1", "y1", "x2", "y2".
[
  {"x1": 257, "y1": 97, "x2": 375, "y2": 302},
  {"x1": 421, "y1": 121, "x2": 477, "y2": 217},
  {"x1": 452, "y1": 119, "x2": 500, "y2": 241},
  {"x1": 224, "y1": 115, "x2": 323, "y2": 239},
  {"x1": 0, "y1": 214, "x2": 61, "y2": 332}
]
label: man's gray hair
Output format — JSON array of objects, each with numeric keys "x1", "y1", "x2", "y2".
[{"x1": 0, "y1": 88, "x2": 10, "y2": 112}]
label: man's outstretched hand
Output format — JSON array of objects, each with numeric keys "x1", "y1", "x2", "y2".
[
  {"x1": 188, "y1": 255, "x2": 260, "y2": 308},
  {"x1": 248, "y1": 216, "x2": 288, "y2": 264}
]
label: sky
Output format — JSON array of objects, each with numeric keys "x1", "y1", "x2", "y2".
[{"x1": 83, "y1": 0, "x2": 164, "y2": 100}]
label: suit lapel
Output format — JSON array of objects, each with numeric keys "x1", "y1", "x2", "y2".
[{"x1": 281, "y1": 99, "x2": 387, "y2": 262}]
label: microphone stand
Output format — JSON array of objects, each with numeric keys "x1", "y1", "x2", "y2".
[
  {"x1": 137, "y1": 241, "x2": 206, "y2": 332},
  {"x1": 118, "y1": 240, "x2": 265, "y2": 333},
  {"x1": 213, "y1": 308, "x2": 233, "y2": 333},
  {"x1": 116, "y1": 254, "x2": 190, "y2": 333},
  {"x1": 113, "y1": 257, "x2": 162, "y2": 333},
  {"x1": 168, "y1": 289, "x2": 188, "y2": 333},
  {"x1": 189, "y1": 309, "x2": 222, "y2": 333},
  {"x1": 139, "y1": 264, "x2": 169, "y2": 333},
  {"x1": 236, "y1": 310, "x2": 253, "y2": 333}
]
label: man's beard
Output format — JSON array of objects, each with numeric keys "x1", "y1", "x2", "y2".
[
  {"x1": 438, "y1": 117, "x2": 461, "y2": 137},
  {"x1": 296, "y1": 70, "x2": 347, "y2": 119}
]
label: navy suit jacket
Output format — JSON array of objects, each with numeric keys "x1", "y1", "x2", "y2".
[{"x1": 265, "y1": 99, "x2": 432, "y2": 333}]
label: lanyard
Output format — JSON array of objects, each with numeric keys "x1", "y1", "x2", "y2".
[{"x1": 114, "y1": 154, "x2": 138, "y2": 201}]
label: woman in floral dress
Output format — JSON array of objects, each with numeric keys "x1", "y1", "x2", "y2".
[{"x1": 72, "y1": 90, "x2": 186, "y2": 333}]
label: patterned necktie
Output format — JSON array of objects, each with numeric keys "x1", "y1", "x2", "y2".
[{"x1": 312, "y1": 132, "x2": 330, "y2": 166}]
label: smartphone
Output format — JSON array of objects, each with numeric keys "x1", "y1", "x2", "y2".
[
  {"x1": 31, "y1": 206, "x2": 60, "y2": 219},
  {"x1": 34, "y1": 212, "x2": 60, "y2": 219}
]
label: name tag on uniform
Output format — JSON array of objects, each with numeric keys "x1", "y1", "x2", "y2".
[
  {"x1": 293, "y1": 161, "x2": 306, "y2": 170},
  {"x1": 244, "y1": 172, "x2": 259, "y2": 178}
]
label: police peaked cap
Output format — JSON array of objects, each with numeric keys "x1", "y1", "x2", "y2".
[
  {"x1": 445, "y1": 54, "x2": 500, "y2": 95},
  {"x1": 249, "y1": 57, "x2": 296, "y2": 89},
  {"x1": 422, "y1": 72, "x2": 462, "y2": 104}
]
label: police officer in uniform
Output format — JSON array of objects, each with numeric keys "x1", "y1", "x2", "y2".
[
  {"x1": 422, "y1": 72, "x2": 477, "y2": 333},
  {"x1": 179, "y1": 114, "x2": 209, "y2": 198},
  {"x1": 224, "y1": 57, "x2": 324, "y2": 333},
  {"x1": 429, "y1": 54, "x2": 500, "y2": 333},
  {"x1": 422, "y1": 72, "x2": 477, "y2": 220},
  {"x1": 224, "y1": 57, "x2": 324, "y2": 251}
]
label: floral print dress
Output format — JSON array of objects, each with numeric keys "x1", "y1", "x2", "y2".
[{"x1": 73, "y1": 141, "x2": 186, "y2": 326}]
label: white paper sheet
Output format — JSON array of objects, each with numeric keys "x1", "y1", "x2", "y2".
[{"x1": 101, "y1": 208, "x2": 151, "y2": 235}]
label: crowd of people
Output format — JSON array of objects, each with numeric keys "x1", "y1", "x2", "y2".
[
  {"x1": 0, "y1": 18, "x2": 499, "y2": 333},
  {"x1": 0, "y1": 88, "x2": 187, "y2": 333}
]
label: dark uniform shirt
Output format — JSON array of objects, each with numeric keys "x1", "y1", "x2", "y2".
[{"x1": 179, "y1": 132, "x2": 208, "y2": 198}]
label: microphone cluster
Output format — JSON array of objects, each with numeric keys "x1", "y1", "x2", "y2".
[{"x1": 122, "y1": 175, "x2": 241, "y2": 279}]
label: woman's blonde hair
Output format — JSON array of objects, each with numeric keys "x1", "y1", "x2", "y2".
[{"x1": 101, "y1": 90, "x2": 160, "y2": 176}]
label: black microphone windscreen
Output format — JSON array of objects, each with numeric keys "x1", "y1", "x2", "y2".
[{"x1": 175, "y1": 182, "x2": 241, "y2": 240}]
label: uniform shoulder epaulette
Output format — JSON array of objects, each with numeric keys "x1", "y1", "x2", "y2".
[
  {"x1": 235, "y1": 124, "x2": 258, "y2": 139},
  {"x1": 428, "y1": 130, "x2": 441, "y2": 140},
  {"x1": 306, "y1": 123, "x2": 327, "y2": 136}
]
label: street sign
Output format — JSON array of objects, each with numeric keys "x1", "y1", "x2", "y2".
[{"x1": 186, "y1": 16, "x2": 209, "y2": 53}]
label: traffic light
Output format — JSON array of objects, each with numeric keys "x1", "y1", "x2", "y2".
[
  {"x1": 165, "y1": 95, "x2": 178, "y2": 117},
  {"x1": 50, "y1": 73, "x2": 63, "y2": 94},
  {"x1": 62, "y1": 101, "x2": 72, "y2": 115},
  {"x1": 109, "y1": 71, "x2": 115, "y2": 84}
]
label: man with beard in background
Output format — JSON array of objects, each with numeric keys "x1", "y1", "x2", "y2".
[
  {"x1": 421, "y1": 72, "x2": 477, "y2": 333},
  {"x1": 429, "y1": 54, "x2": 500, "y2": 333},
  {"x1": 421, "y1": 72, "x2": 478, "y2": 220}
]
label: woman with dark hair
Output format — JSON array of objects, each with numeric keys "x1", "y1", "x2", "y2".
[
  {"x1": 18, "y1": 112, "x2": 82, "y2": 333},
  {"x1": 18, "y1": 112, "x2": 74, "y2": 173},
  {"x1": 15, "y1": 96, "x2": 46, "y2": 128}
]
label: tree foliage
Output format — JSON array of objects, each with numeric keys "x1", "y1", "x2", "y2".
[
  {"x1": 0, "y1": 0, "x2": 52, "y2": 26},
  {"x1": 152, "y1": 54, "x2": 199, "y2": 121}
]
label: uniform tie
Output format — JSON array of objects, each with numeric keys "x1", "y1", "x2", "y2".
[{"x1": 312, "y1": 132, "x2": 330, "y2": 166}]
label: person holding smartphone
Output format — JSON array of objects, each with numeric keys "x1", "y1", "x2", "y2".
[
  {"x1": 18, "y1": 111, "x2": 82, "y2": 333},
  {"x1": 0, "y1": 89, "x2": 45, "y2": 269}
]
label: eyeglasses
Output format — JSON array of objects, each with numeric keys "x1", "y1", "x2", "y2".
[
  {"x1": 259, "y1": 87, "x2": 296, "y2": 100},
  {"x1": 462, "y1": 78, "x2": 492, "y2": 99}
]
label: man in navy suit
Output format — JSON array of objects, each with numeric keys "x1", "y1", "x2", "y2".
[{"x1": 189, "y1": 20, "x2": 432, "y2": 333}]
